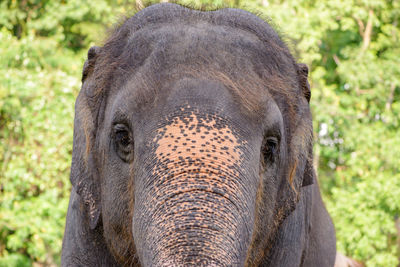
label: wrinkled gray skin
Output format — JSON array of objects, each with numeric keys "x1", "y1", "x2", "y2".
[{"x1": 61, "y1": 3, "x2": 336, "y2": 266}]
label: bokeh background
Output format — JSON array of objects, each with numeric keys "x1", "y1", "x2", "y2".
[{"x1": 0, "y1": 0, "x2": 399, "y2": 266}]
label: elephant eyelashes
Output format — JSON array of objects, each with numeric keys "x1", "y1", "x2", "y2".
[
  {"x1": 262, "y1": 137, "x2": 279, "y2": 162},
  {"x1": 113, "y1": 124, "x2": 134, "y2": 162}
]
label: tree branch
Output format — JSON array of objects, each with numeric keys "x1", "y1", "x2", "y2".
[
  {"x1": 136, "y1": 0, "x2": 144, "y2": 10},
  {"x1": 362, "y1": 10, "x2": 374, "y2": 51},
  {"x1": 386, "y1": 83, "x2": 396, "y2": 111},
  {"x1": 333, "y1": 54, "x2": 341, "y2": 65},
  {"x1": 355, "y1": 17, "x2": 365, "y2": 37}
]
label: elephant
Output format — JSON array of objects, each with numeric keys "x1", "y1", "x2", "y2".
[{"x1": 61, "y1": 3, "x2": 336, "y2": 266}]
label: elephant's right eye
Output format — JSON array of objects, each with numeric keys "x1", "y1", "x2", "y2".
[
  {"x1": 113, "y1": 124, "x2": 133, "y2": 162},
  {"x1": 116, "y1": 131, "x2": 130, "y2": 146}
]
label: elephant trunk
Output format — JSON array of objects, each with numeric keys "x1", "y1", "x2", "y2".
[
  {"x1": 133, "y1": 112, "x2": 257, "y2": 266},
  {"x1": 136, "y1": 168, "x2": 253, "y2": 266}
]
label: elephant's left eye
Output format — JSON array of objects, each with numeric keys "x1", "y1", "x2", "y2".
[
  {"x1": 262, "y1": 137, "x2": 279, "y2": 162},
  {"x1": 113, "y1": 124, "x2": 133, "y2": 162}
]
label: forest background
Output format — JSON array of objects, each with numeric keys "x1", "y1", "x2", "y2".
[{"x1": 0, "y1": 0, "x2": 399, "y2": 266}]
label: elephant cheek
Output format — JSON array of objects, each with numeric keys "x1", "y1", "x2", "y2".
[{"x1": 132, "y1": 113, "x2": 257, "y2": 266}]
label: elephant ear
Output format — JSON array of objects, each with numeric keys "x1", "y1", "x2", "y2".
[
  {"x1": 70, "y1": 46, "x2": 102, "y2": 229},
  {"x1": 296, "y1": 63, "x2": 314, "y2": 187},
  {"x1": 302, "y1": 146, "x2": 315, "y2": 187},
  {"x1": 297, "y1": 63, "x2": 311, "y2": 103}
]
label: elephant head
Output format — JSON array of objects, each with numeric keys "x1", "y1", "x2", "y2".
[{"x1": 62, "y1": 3, "x2": 335, "y2": 267}]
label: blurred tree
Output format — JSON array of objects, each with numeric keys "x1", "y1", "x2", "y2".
[{"x1": 0, "y1": 0, "x2": 117, "y2": 50}]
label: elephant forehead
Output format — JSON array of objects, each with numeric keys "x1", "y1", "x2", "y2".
[{"x1": 152, "y1": 110, "x2": 245, "y2": 169}]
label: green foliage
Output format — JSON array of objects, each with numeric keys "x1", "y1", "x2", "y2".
[
  {"x1": 0, "y1": 28, "x2": 83, "y2": 265},
  {"x1": 0, "y1": 0, "x2": 117, "y2": 50},
  {"x1": 0, "y1": 0, "x2": 399, "y2": 266}
]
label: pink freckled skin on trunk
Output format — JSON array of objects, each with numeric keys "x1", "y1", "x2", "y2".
[{"x1": 154, "y1": 111, "x2": 243, "y2": 164}]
